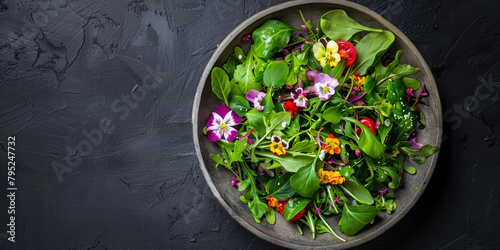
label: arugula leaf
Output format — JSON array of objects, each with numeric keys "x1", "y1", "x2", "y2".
[
  {"x1": 400, "y1": 144, "x2": 439, "y2": 164},
  {"x1": 355, "y1": 30, "x2": 395, "y2": 75},
  {"x1": 252, "y1": 20, "x2": 295, "y2": 58},
  {"x1": 320, "y1": 9, "x2": 383, "y2": 41},
  {"x1": 338, "y1": 204, "x2": 380, "y2": 236},
  {"x1": 211, "y1": 67, "x2": 231, "y2": 106},
  {"x1": 323, "y1": 105, "x2": 343, "y2": 124}
]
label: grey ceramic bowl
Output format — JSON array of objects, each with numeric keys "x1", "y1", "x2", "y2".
[{"x1": 192, "y1": 0, "x2": 442, "y2": 249}]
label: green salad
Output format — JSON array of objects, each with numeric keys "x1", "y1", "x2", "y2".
[{"x1": 204, "y1": 9, "x2": 439, "y2": 240}]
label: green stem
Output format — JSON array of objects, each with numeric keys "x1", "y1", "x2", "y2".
[{"x1": 318, "y1": 213, "x2": 346, "y2": 242}]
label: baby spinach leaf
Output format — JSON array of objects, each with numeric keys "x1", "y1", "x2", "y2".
[
  {"x1": 211, "y1": 67, "x2": 231, "y2": 106},
  {"x1": 338, "y1": 204, "x2": 380, "y2": 236},
  {"x1": 223, "y1": 55, "x2": 237, "y2": 78},
  {"x1": 229, "y1": 78, "x2": 244, "y2": 96},
  {"x1": 320, "y1": 9, "x2": 383, "y2": 41},
  {"x1": 284, "y1": 197, "x2": 311, "y2": 221},
  {"x1": 323, "y1": 105, "x2": 343, "y2": 124},
  {"x1": 234, "y1": 48, "x2": 262, "y2": 93},
  {"x1": 267, "y1": 112, "x2": 291, "y2": 133},
  {"x1": 245, "y1": 109, "x2": 268, "y2": 136},
  {"x1": 263, "y1": 61, "x2": 289, "y2": 88},
  {"x1": 229, "y1": 95, "x2": 250, "y2": 117},
  {"x1": 266, "y1": 172, "x2": 296, "y2": 200},
  {"x1": 234, "y1": 46, "x2": 246, "y2": 63},
  {"x1": 252, "y1": 20, "x2": 295, "y2": 58},
  {"x1": 355, "y1": 30, "x2": 395, "y2": 75},
  {"x1": 290, "y1": 157, "x2": 321, "y2": 198},
  {"x1": 404, "y1": 166, "x2": 416, "y2": 174},
  {"x1": 255, "y1": 151, "x2": 313, "y2": 172},
  {"x1": 403, "y1": 78, "x2": 421, "y2": 90},
  {"x1": 343, "y1": 117, "x2": 386, "y2": 158},
  {"x1": 339, "y1": 180, "x2": 374, "y2": 205}
]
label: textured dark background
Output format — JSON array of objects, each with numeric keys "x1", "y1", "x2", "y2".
[{"x1": 0, "y1": 0, "x2": 499, "y2": 249}]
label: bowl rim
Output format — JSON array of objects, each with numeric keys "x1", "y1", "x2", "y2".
[{"x1": 192, "y1": 0, "x2": 442, "y2": 249}]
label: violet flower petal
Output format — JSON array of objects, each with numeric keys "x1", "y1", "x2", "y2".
[
  {"x1": 305, "y1": 69, "x2": 318, "y2": 82},
  {"x1": 231, "y1": 177, "x2": 238, "y2": 186},
  {"x1": 245, "y1": 89, "x2": 260, "y2": 102},
  {"x1": 355, "y1": 150, "x2": 361, "y2": 157},
  {"x1": 346, "y1": 92, "x2": 367, "y2": 103},
  {"x1": 410, "y1": 137, "x2": 423, "y2": 150}
]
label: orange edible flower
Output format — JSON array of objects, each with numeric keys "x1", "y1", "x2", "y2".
[
  {"x1": 317, "y1": 169, "x2": 346, "y2": 185},
  {"x1": 322, "y1": 134, "x2": 341, "y2": 155},
  {"x1": 266, "y1": 196, "x2": 279, "y2": 208}
]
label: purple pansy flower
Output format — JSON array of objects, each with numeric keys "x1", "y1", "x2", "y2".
[
  {"x1": 206, "y1": 105, "x2": 241, "y2": 142},
  {"x1": 291, "y1": 87, "x2": 309, "y2": 108},
  {"x1": 313, "y1": 73, "x2": 339, "y2": 101},
  {"x1": 245, "y1": 89, "x2": 266, "y2": 111}
]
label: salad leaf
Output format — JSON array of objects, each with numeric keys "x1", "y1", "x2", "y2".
[
  {"x1": 211, "y1": 67, "x2": 231, "y2": 106},
  {"x1": 400, "y1": 144, "x2": 439, "y2": 164},
  {"x1": 263, "y1": 61, "x2": 289, "y2": 88},
  {"x1": 284, "y1": 197, "x2": 311, "y2": 221},
  {"x1": 234, "y1": 48, "x2": 262, "y2": 93},
  {"x1": 290, "y1": 157, "x2": 321, "y2": 198},
  {"x1": 255, "y1": 151, "x2": 313, "y2": 172},
  {"x1": 229, "y1": 95, "x2": 250, "y2": 117},
  {"x1": 252, "y1": 20, "x2": 295, "y2": 58},
  {"x1": 386, "y1": 80, "x2": 416, "y2": 143},
  {"x1": 343, "y1": 117, "x2": 386, "y2": 158},
  {"x1": 320, "y1": 9, "x2": 383, "y2": 41},
  {"x1": 267, "y1": 112, "x2": 292, "y2": 133},
  {"x1": 338, "y1": 204, "x2": 380, "y2": 236},
  {"x1": 266, "y1": 172, "x2": 296, "y2": 200},
  {"x1": 245, "y1": 109, "x2": 268, "y2": 136},
  {"x1": 355, "y1": 30, "x2": 395, "y2": 75},
  {"x1": 339, "y1": 180, "x2": 374, "y2": 205}
]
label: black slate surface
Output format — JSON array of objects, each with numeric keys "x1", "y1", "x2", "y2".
[{"x1": 0, "y1": 0, "x2": 499, "y2": 249}]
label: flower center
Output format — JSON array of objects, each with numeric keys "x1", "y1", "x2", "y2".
[
  {"x1": 323, "y1": 86, "x2": 329, "y2": 92},
  {"x1": 326, "y1": 54, "x2": 335, "y2": 62},
  {"x1": 220, "y1": 123, "x2": 227, "y2": 130}
]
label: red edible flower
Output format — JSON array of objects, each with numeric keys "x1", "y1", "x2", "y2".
[{"x1": 283, "y1": 101, "x2": 302, "y2": 118}]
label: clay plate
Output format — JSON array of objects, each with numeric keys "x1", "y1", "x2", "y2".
[{"x1": 192, "y1": 0, "x2": 442, "y2": 249}]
